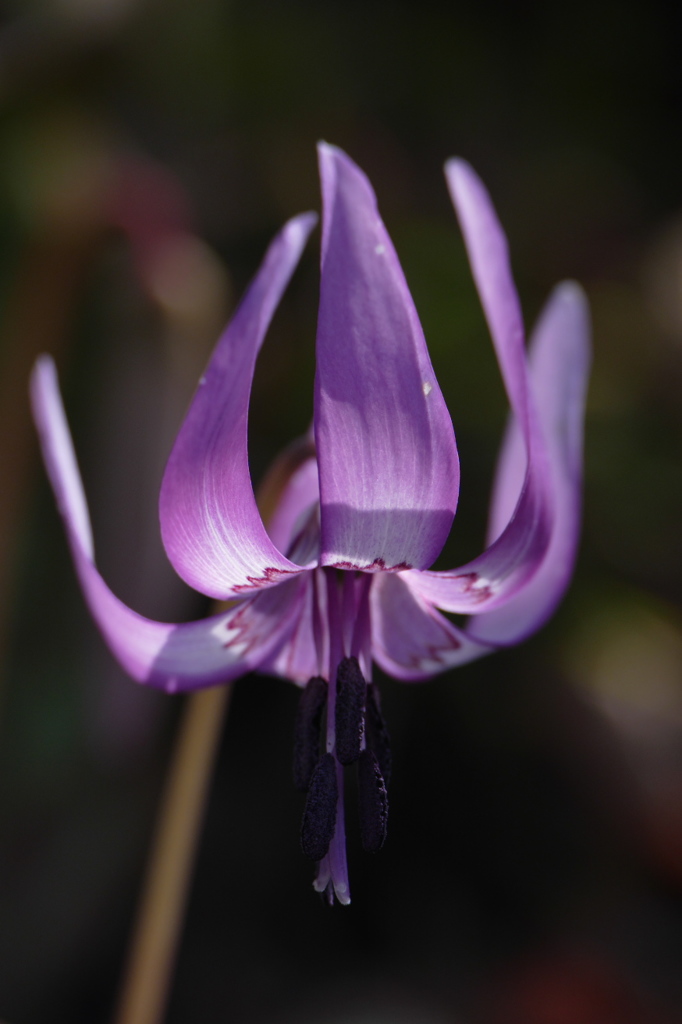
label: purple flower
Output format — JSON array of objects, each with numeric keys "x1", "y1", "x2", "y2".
[{"x1": 31, "y1": 144, "x2": 590, "y2": 904}]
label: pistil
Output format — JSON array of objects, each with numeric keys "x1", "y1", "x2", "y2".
[{"x1": 294, "y1": 569, "x2": 392, "y2": 905}]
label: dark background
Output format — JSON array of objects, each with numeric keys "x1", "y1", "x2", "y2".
[{"x1": 1, "y1": 1, "x2": 682, "y2": 1021}]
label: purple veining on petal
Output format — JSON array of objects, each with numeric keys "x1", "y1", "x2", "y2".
[
  {"x1": 160, "y1": 212, "x2": 317, "y2": 600},
  {"x1": 446, "y1": 159, "x2": 531, "y2": 431},
  {"x1": 265, "y1": 453, "x2": 320, "y2": 556},
  {"x1": 258, "y1": 573, "x2": 319, "y2": 686},
  {"x1": 371, "y1": 573, "x2": 494, "y2": 681},
  {"x1": 405, "y1": 158, "x2": 557, "y2": 614},
  {"x1": 315, "y1": 144, "x2": 459, "y2": 572},
  {"x1": 30, "y1": 356, "x2": 304, "y2": 691},
  {"x1": 466, "y1": 281, "x2": 591, "y2": 645}
]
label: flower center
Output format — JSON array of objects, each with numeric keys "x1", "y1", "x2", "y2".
[{"x1": 292, "y1": 569, "x2": 391, "y2": 905}]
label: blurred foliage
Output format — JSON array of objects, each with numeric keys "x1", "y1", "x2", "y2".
[{"x1": 1, "y1": 0, "x2": 682, "y2": 1022}]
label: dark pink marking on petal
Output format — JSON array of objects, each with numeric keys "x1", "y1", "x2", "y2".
[
  {"x1": 232, "y1": 567, "x2": 301, "y2": 593},
  {"x1": 454, "y1": 572, "x2": 494, "y2": 603},
  {"x1": 28, "y1": 352, "x2": 308, "y2": 691},
  {"x1": 159, "y1": 213, "x2": 316, "y2": 600},
  {"x1": 221, "y1": 598, "x2": 284, "y2": 656},
  {"x1": 330, "y1": 558, "x2": 412, "y2": 573},
  {"x1": 370, "y1": 573, "x2": 493, "y2": 681}
]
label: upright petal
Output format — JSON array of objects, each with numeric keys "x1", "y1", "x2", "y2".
[
  {"x1": 406, "y1": 160, "x2": 553, "y2": 612},
  {"x1": 30, "y1": 356, "x2": 305, "y2": 691},
  {"x1": 160, "y1": 213, "x2": 318, "y2": 600},
  {"x1": 314, "y1": 144, "x2": 459, "y2": 572},
  {"x1": 467, "y1": 281, "x2": 591, "y2": 644}
]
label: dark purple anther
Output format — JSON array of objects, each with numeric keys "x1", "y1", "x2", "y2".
[
  {"x1": 293, "y1": 676, "x2": 328, "y2": 792},
  {"x1": 357, "y1": 748, "x2": 388, "y2": 853},
  {"x1": 335, "y1": 656, "x2": 366, "y2": 765},
  {"x1": 365, "y1": 683, "x2": 392, "y2": 789},
  {"x1": 301, "y1": 753, "x2": 338, "y2": 861}
]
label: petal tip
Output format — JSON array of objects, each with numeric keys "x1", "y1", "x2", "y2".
[
  {"x1": 284, "y1": 210, "x2": 318, "y2": 247},
  {"x1": 548, "y1": 280, "x2": 592, "y2": 367},
  {"x1": 317, "y1": 140, "x2": 343, "y2": 160},
  {"x1": 553, "y1": 279, "x2": 588, "y2": 308},
  {"x1": 317, "y1": 140, "x2": 338, "y2": 171},
  {"x1": 30, "y1": 352, "x2": 56, "y2": 390},
  {"x1": 546, "y1": 281, "x2": 592, "y2": 354},
  {"x1": 30, "y1": 354, "x2": 60, "y2": 424},
  {"x1": 33, "y1": 351, "x2": 55, "y2": 371},
  {"x1": 317, "y1": 142, "x2": 366, "y2": 187},
  {"x1": 444, "y1": 156, "x2": 470, "y2": 175},
  {"x1": 444, "y1": 157, "x2": 480, "y2": 195}
]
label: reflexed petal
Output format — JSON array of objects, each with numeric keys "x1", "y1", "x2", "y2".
[
  {"x1": 259, "y1": 573, "x2": 320, "y2": 685},
  {"x1": 30, "y1": 356, "x2": 305, "y2": 691},
  {"x1": 315, "y1": 144, "x2": 459, "y2": 572},
  {"x1": 402, "y1": 480, "x2": 548, "y2": 614},
  {"x1": 68, "y1": 564, "x2": 303, "y2": 691},
  {"x1": 445, "y1": 160, "x2": 530, "y2": 424},
  {"x1": 370, "y1": 574, "x2": 492, "y2": 681},
  {"x1": 467, "y1": 281, "x2": 590, "y2": 644},
  {"x1": 407, "y1": 160, "x2": 555, "y2": 612},
  {"x1": 160, "y1": 213, "x2": 317, "y2": 599},
  {"x1": 265, "y1": 452, "x2": 320, "y2": 558}
]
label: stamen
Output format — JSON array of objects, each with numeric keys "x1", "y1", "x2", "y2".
[
  {"x1": 357, "y1": 749, "x2": 388, "y2": 853},
  {"x1": 293, "y1": 676, "x2": 327, "y2": 792},
  {"x1": 301, "y1": 753, "x2": 338, "y2": 861},
  {"x1": 335, "y1": 656, "x2": 366, "y2": 765},
  {"x1": 365, "y1": 683, "x2": 392, "y2": 788}
]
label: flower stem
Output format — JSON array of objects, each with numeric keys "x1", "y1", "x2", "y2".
[{"x1": 113, "y1": 684, "x2": 232, "y2": 1024}]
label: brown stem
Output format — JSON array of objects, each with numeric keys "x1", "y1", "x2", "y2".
[{"x1": 113, "y1": 684, "x2": 232, "y2": 1024}]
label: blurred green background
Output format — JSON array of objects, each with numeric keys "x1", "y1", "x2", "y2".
[{"x1": 2, "y1": 0, "x2": 682, "y2": 1022}]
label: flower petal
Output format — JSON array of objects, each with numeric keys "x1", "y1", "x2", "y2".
[
  {"x1": 30, "y1": 356, "x2": 305, "y2": 691},
  {"x1": 314, "y1": 144, "x2": 459, "y2": 572},
  {"x1": 264, "y1": 451, "x2": 320, "y2": 558},
  {"x1": 370, "y1": 574, "x2": 492, "y2": 681},
  {"x1": 258, "y1": 572, "x2": 320, "y2": 685},
  {"x1": 467, "y1": 281, "x2": 591, "y2": 644},
  {"x1": 445, "y1": 160, "x2": 530, "y2": 424},
  {"x1": 405, "y1": 160, "x2": 554, "y2": 613},
  {"x1": 401, "y1": 482, "x2": 548, "y2": 614},
  {"x1": 160, "y1": 213, "x2": 317, "y2": 599}
]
